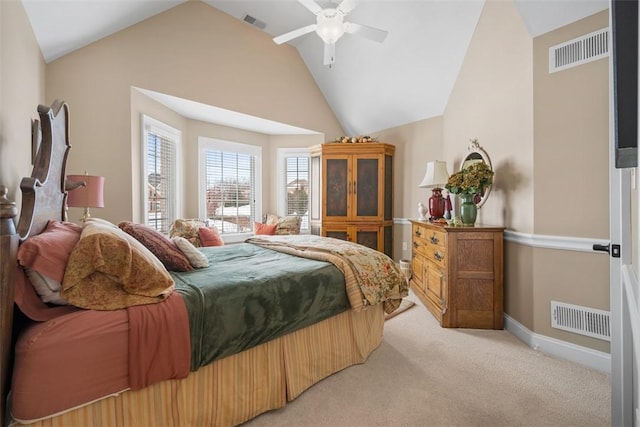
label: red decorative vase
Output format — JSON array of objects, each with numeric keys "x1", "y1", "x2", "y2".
[{"x1": 429, "y1": 188, "x2": 446, "y2": 220}]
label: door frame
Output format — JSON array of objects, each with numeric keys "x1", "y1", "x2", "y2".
[{"x1": 608, "y1": 4, "x2": 637, "y2": 422}]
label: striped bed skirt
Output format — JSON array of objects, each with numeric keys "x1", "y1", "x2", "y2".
[{"x1": 11, "y1": 304, "x2": 384, "y2": 427}]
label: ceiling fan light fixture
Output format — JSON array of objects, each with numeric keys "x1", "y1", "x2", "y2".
[{"x1": 316, "y1": 9, "x2": 345, "y2": 44}]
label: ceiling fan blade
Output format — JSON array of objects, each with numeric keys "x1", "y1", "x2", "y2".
[
  {"x1": 273, "y1": 24, "x2": 317, "y2": 45},
  {"x1": 344, "y1": 22, "x2": 388, "y2": 43},
  {"x1": 298, "y1": 0, "x2": 323, "y2": 15},
  {"x1": 324, "y1": 42, "x2": 336, "y2": 66},
  {"x1": 336, "y1": 0, "x2": 357, "y2": 15}
]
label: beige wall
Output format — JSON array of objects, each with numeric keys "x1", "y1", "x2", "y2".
[
  {"x1": 534, "y1": 12, "x2": 609, "y2": 239},
  {"x1": 371, "y1": 2, "x2": 610, "y2": 352},
  {"x1": 530, "y1": 10, "x2": 610, "y2": 352},
  {"x1": 45, "y1": 1, "x2": 344, "y2": 223},
  {"x1": 375, "y1": 0, "x2": 537, "y2": 325},
  {"x1": 0, "y1": 1, "x2": 45, "y2": 209},
  {"x1": 443, "y1": 0, "x2": 534, "y2": 233},
  {"x1": 375, "y1": 117, "x2": 444, "y2": 261},
  {"x1": 442, "y1": 0, "x2": 536, "y2": 334}
]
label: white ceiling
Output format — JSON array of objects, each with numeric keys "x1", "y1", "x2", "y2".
[{"x1": 21, "y1": 0, "x2": 608, "y2": 136}]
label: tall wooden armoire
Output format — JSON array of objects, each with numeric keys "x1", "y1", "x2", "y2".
[{"x1": 309, "y1": 142, "x2": 394, "y2": 257}]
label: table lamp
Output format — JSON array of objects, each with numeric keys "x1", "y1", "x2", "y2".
[
  {"x1": 419, "y1": 160, "x2": 449, "y2": 221},
  {"x1": 66, "y1": 172, "x2": 105, "y2": 221}
]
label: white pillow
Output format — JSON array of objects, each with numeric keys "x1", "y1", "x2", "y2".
[
  {"x1": 172, "y1": 236, "x2": 210, "y2": 268},
  {"x1": 82, "y1": 217, "x2": 119, "y2": 228},
  {"x1": 24, "y1": 267, "x2": 68, "y2": 305}
]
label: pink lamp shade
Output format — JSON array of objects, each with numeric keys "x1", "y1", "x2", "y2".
[{"x1": 66, "y1": 174, "x2": 104, "y2": 220}]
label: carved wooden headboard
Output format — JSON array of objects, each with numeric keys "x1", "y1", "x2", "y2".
[{"x1": 0, "y1": 100, "x2": 71, "y2": 425}]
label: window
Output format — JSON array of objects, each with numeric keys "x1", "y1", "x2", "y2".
[
  {"x1": 278, "y1": 148, "x2": 310, "y2": 232},
  {"x1": 142, "y1": 116, "x2": 181, "y2": 234},
  {"x1": 199, "y1": 138, "x2": 262, "y2": 241}
]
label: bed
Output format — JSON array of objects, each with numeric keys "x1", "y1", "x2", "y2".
[{"x1": 0, "y1": 100, "x2": 408, "y2": 426}]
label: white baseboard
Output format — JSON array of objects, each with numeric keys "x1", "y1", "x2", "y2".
[{"x1": 504, "y1": 314, "x2": 611, "y2": 373}]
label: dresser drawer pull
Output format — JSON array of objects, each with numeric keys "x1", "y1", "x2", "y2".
[
  {"x1": 413, "y1": 241, "x2": 419, "y2": 249},
  {"x1": 415, "y1": 229, "x2": 422, "y2": 237},
  {"x1": 430, "y1": 234, "x2": 439, "y2": 245},
  {"x1": 434, "y1": 251, "x2": 444, "y2": 261}
]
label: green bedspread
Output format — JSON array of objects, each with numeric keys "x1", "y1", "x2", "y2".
[{"x1": 171, "y1": 243, "x2": 350, "y2": 370}]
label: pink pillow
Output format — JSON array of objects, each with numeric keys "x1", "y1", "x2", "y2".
[
  {"x1": 17, "y1": 220, "x2": 82, "y2": 282},
  {"x1": 198, "y1": 226, "x2": 224, "y2": 247},
  {"x1": 254, "y1": 222, "x2": 277, "y2": 235},
  {"x1": 118, "y1": 221, "x2": 192, "y2": 272}
]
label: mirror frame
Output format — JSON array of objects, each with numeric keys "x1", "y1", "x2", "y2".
[{"x1": 460, "y1": 139, "x2": 493, "y2": 208}]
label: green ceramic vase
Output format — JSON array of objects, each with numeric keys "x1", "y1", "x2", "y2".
[{"x1": 459, "y1": 193, "x2": 477, "y2": 226}]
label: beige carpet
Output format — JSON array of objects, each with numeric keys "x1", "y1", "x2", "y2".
[{"x1": 244, "y1": 290, "x2": 610, "y2": 427}]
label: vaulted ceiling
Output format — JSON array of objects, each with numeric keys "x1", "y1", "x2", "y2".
[{"x1": 21, "y1": 0, "x2": 608, "y2": 136}]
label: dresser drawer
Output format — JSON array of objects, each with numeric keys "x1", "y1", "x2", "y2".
[
  {"x1": 413, "y1": 223, "x2": 434, "y2": 242},
  {"x1": 425, "y1": 228, "x2": 446, "y2": 248},
  {"x1": 414, "y1": 223, "x2": 445, "y2": 245},
  {"x1": 413, "y1": 238, "x2": 447, "y2": 268},
  {"x1": 425, "y1": 245, "x2": 447, "y2": 268}
]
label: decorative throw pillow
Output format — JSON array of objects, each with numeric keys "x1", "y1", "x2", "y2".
[
  {"x1": 17, "y1": 220, "x2": 82, "y2": 283},
  {"x1": 198, "y1": 226, "x2": 224, "y2": 247},
  {"x1": 118, "y1": 221, "x2": 192, "y2": 272},
  {"x1": 172, "y1": 236, "x2": 209, "y2": 268},
  {"x1": 169, "y1": 218, "x2": 208, "y2": 247},
  {"x1": 264, "y1": 214, "x2": 301, "y2": 235},
  {"x1": 62, "y1": 220, "x2": 174, "y2": 310},
  {"x1": 254, "y1": 222, "x2": 277, "y2": 235}
]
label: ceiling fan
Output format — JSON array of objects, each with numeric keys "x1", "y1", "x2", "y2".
[{"x1": 273, "y1": 0, "x2": 388, "y2": 67}]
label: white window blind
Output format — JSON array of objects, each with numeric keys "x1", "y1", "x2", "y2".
[
  {"x1": 285, "y1": 156, "x2": 309, "y2": 231},
  {"x1": 200, "y1": 138, "x2": 261, "y2": 238},
  {"x1": 142, "y1": 116, "x2": 180, "y2": 234}
]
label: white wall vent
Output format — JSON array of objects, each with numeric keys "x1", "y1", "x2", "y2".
[
  {"x1": 242, "y1": 14, "x2": 266, "y2": 30},
  {"x1": 551, "y1": 301, "x2": 611, "y2": 341},
  {"x1": 549, "y1": 28, "x2": 609, "y2": 73}
]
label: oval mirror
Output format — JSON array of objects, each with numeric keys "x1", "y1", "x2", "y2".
[{"x1": 460, "y1": 139, "x2": 493, "y2": 208}]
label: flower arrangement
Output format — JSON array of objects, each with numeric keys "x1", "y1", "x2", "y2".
[
  {"x1": 445, "y1": 161, "x2": 494, "y2": 196},
  {"x1": 333, "y1": 135, "x2": 378, "y2": 143}
]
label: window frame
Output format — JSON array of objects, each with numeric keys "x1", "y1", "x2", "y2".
[
  {"x1": 198, "y1": 137, "x2": 262, "y2": 244},
  {"x1": 141, "y1": 115, "x2": 182, "y2": 233},
  {"x1": 277, "y1": 148, "x2": 311, "y2": 234}
]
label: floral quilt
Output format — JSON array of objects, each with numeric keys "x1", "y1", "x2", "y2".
[{"x1": 246, "y1": 235, "x2": 409, "y2": 314}]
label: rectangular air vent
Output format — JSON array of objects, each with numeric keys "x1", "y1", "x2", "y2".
[
  {"x1": 551, "y1": 301, "x2": 611, "y2": 341},
  {"x1": 549, "y1": 28, "x2": 609, "y2": 73},
  {"x1": 242, "y1": 14, "x2": 266, "y2": 30}
]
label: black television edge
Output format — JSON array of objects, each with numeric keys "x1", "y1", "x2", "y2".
[{"x1": 612, "y1": 0, "x2": 638, "y2": 169}]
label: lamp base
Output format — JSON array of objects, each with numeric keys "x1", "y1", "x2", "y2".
[
  {"x1": 428, "y1": 188, "x2": 446, "y2": 221},
  {"x1": 80, "y1": 207, "x2": 92, "y2": 222}
]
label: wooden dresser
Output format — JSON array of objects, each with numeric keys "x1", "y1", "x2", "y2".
[{"x1": 409, "y1": 220, "x2": 505, "y2": 329}]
